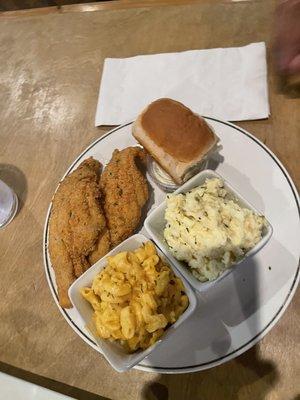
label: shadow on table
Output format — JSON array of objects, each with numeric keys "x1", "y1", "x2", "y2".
[
  {"x1": 142, "y1": 345, "x2": 278, "y2": 400},
  {"x1": 0, "y1": 361, "x2": 110, "y2": 400},
  {"x1": 276, "y1": 73, "x2": 300, "y2": 98},
  {"x1": 0, "y1": 163, "x2": 28, "y2": 214},
  {"x1": 141, "y1": 249, "x2": 286, "y2": 400}
]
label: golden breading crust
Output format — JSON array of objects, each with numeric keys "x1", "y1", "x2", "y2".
[
  {"x1": 100, "y1": 147, "x2": 149, "y2": 247},
  {"x1": 49, "y1": 157, "x2": 110, "y2": 308}
]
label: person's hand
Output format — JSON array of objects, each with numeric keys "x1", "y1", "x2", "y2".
[{"x1": 274, "y1": 0, "x2": 300, "y2": 74}]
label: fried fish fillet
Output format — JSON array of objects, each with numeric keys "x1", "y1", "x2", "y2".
[
  {"x1": 88, "y1": 228, "x2": 111, "y2": 265},
  {"x1": 48, "y1": 157, "x2": 110, "y2": 308},
  {"x1": 100, "y1": 147, "x2": 149, "y2": 247}
]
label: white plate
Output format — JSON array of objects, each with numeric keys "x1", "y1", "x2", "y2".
[
  {"x1": 145, "y1": 169, "x2": 273, "y2": 293},
  {"x1": 43, "y1": 118, "x2": 300, "y2": 374},
  {"x1": 68, "y1": 234, "x2": 197, "y2": 372}
]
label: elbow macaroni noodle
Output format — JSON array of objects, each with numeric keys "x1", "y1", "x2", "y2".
[{"x1": 81, "y1": 242, "x2": 189, "y2": 352}]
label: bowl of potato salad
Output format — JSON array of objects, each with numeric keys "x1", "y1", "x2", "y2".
[
  {"x1": 145, "y1": 170, "x2": 273, "y2": 293},
  {"x1": 68, "y1": 234, "x2": 196, "y2": 372}
]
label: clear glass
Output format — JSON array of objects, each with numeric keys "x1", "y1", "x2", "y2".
[{"x1": 0, "y1": 179, "x2": 18, "y2": 228}]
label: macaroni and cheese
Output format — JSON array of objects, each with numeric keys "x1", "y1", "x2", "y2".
[{"x1": 81, "y1": 242, "x2": 188, "y2": 352}]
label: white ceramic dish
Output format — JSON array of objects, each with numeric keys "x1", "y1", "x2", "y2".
[
  {"x1": 68, "y1": 234, "x2": 197, "y2": 372},
  {"x1": 43, "y1": 118, "x2": 299, "y2": 373},
  {"x1": 145, "y1": 169, "x2": 273, "y2": 293}
]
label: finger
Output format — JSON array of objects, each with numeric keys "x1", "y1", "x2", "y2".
[
  {"x1": 277, "y1": 49, "x2": 296, "y2": 73},
  {"x1": 287, "y1": 54, "x2": 300, "y2": 73}
]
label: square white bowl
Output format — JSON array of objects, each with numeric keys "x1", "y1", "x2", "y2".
[
  {"x1": 144, "y1": 169, "x2": 273, "y2": 293},
  {"x1": 68, "y1": 233, "x2": 197, "y2": 373}
]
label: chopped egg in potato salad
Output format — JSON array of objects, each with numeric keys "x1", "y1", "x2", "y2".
[{"x1": 163, "y1": 178, "x2": 266, "y2": 282}]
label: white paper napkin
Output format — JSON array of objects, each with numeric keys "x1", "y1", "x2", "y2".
[{"x1": 95, "y1": 42, "x2": 269, "y2": 126}]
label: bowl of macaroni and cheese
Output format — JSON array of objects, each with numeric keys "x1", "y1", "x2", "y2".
[
  {"x1": 68, "y1": 234, "x2": 197, "y2": 372},
  {"x1": 145, "y1": 170, "x2": 273, "y2": 293}
]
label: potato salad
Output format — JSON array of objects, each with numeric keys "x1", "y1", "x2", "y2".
[{"x1": 164, "y1": 178, "x2": 266, "y2": 281}]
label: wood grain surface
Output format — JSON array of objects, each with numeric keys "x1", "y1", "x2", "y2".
[{"x1": 0, "y1": 1, "x2": 299, "y2": 400}]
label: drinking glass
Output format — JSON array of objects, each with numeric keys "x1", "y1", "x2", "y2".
[{"x1": 0, "y1": 179, "x2": 18, "y2": 228}]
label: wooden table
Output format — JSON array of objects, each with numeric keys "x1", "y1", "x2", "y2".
[{"x1": 0, "y1": 1, "x2": 299, "y2": 399}]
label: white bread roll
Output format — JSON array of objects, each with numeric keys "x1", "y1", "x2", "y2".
[{"x1": 132, "y1": 98, "x2": 218, "y2": 184}]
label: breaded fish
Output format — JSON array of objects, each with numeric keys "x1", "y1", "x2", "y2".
[
  {"x1": 48, "y1": 157, "x2": 109, "y2": 308},
  {"x1": 88, "y1": 228, "x2": 111, "y2": 265},
  {"x1": 100, "y1": 147, "x2": 149, "y2": 247}
]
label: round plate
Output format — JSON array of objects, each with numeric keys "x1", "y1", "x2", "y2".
[{"x1": 43, "y1": 118, "x2": 299, "y2": 373}]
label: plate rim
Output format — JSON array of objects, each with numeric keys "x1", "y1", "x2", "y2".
[{"x1": 43, "y1": 117, "x2": 300, "y2": 374}]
